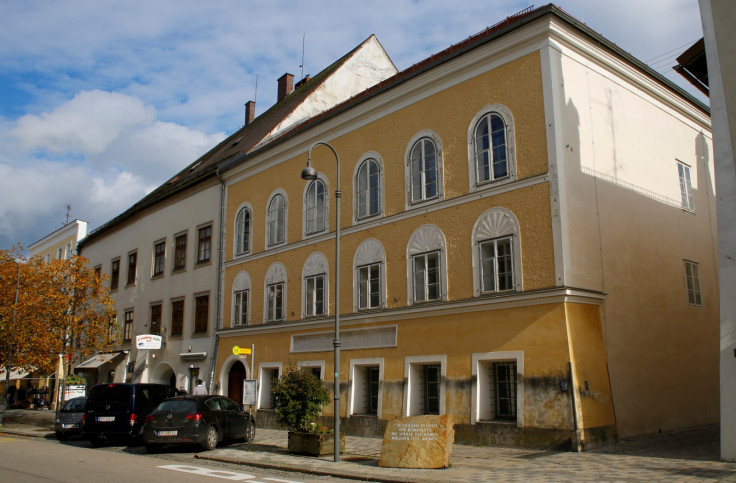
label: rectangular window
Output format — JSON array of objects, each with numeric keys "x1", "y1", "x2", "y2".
[
  {"x1": 492, "y1": 361, "x2": 517, "y2": 420},
  {"x1": 366, "y1": 366, "x2": 380, "y2": 415},
  {"x1": 413, "y1": 251, "x2": 440, "y2": 302},
  {"x1": 171, "y1": 299, "x2": 184, "y2": 336},
  {"x1": 150, "y1": 304, "x2": 162, "y2": 335},
  {"x1": 304, "y1": 274, "x2": 325, "y2": 317},
  {"x1": 358, "y1": 263, "x2": 381, "y2": 309},
  {"x1": 234, "y1": 290, "x2": 249, "y2": 326},
  {"x1": 153, "y1": 241, "x2": 165, "y2": 276},
  {"x1": 678, "y1": 162, "x2": 695, "y2": 210},
  {"x1": 110, "y1": 258, "x2": 120, "y2": 290},
  {"x1": 65, "y1": 242, "x2": 72, "y2": 259},
  {"x1": 197, "y1": 225, "x2": 212, "y2": 263},
  {"x1": 194, "y1": 295, "x2": 209, "y2": 332},
  {"x1": 127, "y1": 251, "x2": 137, "y2": 285},
  {"x1": 258, "y1": 367, "x2": 280, "y2": 409},
  {"x1": 174, "y1": 234, "x2": 187, "y2": 270},
  {"x1": 479, "y1": 236, "x2": 514, "y2": 292},
  {"x1": 685, "y1": 260, "x2": 702, "y2": 305},
  {"x1": 422, "y1": 364, "x2": 441, "y2": 415},
  {"x1": 266, "y1": 283, "x2": 284, "y2": 322},
  {"x1": 123, "y1": 310, "x2": 133, "y2": 342},
  {"x1": 107, "y1": 314, "x2": 116, "y2": 343}
]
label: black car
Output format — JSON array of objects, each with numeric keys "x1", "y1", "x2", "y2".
[
  {"x1": 142, "y1": 395, "x2": 255, "y2": 452},
  {"x1": 83, "y1": 383, "x2": 181, "y2": 447},
  {"x1": 55, "y1": 397, "x2": 87, "y2": 440}
]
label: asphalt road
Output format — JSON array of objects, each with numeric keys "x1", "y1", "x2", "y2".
[{"x1": 0, "y1": 434, "x2": 353, "y2": 483}]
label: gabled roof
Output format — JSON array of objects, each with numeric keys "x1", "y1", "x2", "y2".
[{"x1": 79, "y1": 35, "x2": 393, "y2": 247}]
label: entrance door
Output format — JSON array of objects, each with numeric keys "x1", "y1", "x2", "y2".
[{"x1": 228, "y1": 361, "x2": 246, "y2": 406}]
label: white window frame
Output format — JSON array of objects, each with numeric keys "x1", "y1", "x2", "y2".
[
  {"x1": 472, "y1": 207, "x2": 522, "y2": 295},
  {"x1": 301, "y1": 252, "x2": 329, "y2": 318},
  {"x1": 234, "y1": 203, "x2": 253, "y2": 257},
  {"x1": 471, "y1": 351, "x2": 524, "y2": 426},
  {"x1": 304, "y1": 274, "x2": 325, "y2": 317},
  {"x1": 264, "y1": 262, "x2": 286, "y2": 322},
  {"x1": 232, "y1": 271, "x2": 251, "y2": 327},
  {"x1": 303, "y1": 176, "x2": 328, "y2": 237},
  {"x1": 266, "y1": 190, "x2": 288, "y2": 248},
  {"x1": 348, "y1": 358, "x2": 384, "y2": 418},
  {"x1": 678, "y1": 161, "x2": 695, "y2": 211},
  {"x1": 406, "y1": 225, "x2": 447, "y2": 304},
  {"x1": 297, "y1": 360, "x2": 325, "y2": 380},
  {"x1": 684, "y1": 260, "x2": 702, "y2": 306},
  {"x1": 467, "y1": 104, "x2": 516, "y2": 190},
  {"x1": 404, "y1": 130, "x2": 443, "y2": 209},
  {"x1": 353, "y1": 239, "x2": 386, "y2": 311},
  {"x1": 353, "y1": 152, "x2": 384, "y2": 223},
  {"x1": 403, "y1": 355, "x2": 446, "y2": 417},
  {"x1": 256, "y1": 363, "x2": 282, "y2": 410}
]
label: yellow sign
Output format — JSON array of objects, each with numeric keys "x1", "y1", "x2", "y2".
[{"x1": 232, "y1": 346, "x2": 251, "y2": 356}]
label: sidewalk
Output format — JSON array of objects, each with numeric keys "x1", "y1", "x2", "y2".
[{"x1": 2, "y1": 409, "x2": 736, "y2": 482}]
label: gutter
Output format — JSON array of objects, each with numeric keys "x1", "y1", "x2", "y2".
[{"x1": 208, "y1": 168, "x2": 225, "y2": 393}]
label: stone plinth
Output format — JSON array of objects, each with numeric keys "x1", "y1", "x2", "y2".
[
  {"x1": 288, "y1": 431, "x2": 345, "y2": 456},
  {"x1": 379, "y1": 414, "x2": 454, "y2": 468}
]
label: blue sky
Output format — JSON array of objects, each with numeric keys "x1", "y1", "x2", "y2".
[{"x1": 0, "y1": 0, "x2": 706, "y2": 251}]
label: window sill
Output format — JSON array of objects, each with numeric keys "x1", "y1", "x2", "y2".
[
  {"x1": 151, "y1": 273, "x2": 164, "y2": 280},
  {"x1": 172, "y1": 266, "x2": 186, "y2": 273},
  {"x1": 476, "y1": 419, "x2": 518, "y2": 426},
  {"x1": 350, "y1": 413, "x2": 377, "y2": 418},
  {"x1": 195, "y1": 260, "x2": 212, "y2": 268},
  {"x1": 125, "y1": 282, "x2": 136, "y2": 288}
]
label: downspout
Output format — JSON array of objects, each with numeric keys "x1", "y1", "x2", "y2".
[{"x1": 208, "y1": 168, "x2": 225, "y2": 394}]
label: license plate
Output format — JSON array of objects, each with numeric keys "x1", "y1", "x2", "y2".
[
  {"x1": 62, "y1": 424, "x2": 78, "y2": 429},
  {"x1": 97, "y1": 416, "x2": 115, "y2": 422},
  {"x1": 157, "y1": 430, "x2": 177, "y2": 437}
]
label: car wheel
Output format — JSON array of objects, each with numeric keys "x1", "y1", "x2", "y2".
[
  {"x1": 145, "y1": 443, "x2": 161, "y2": 454},
  {"x1": 247, "y1": 421, "x2": 256, "y2": 442},
  {"x1": 56, "y1": 431, "x2": 67, "y2": 441},
  {"x1": 201, "y1": 425, "x2": 218, "y2": 451}
]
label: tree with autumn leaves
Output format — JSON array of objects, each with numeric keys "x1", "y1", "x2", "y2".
[{"x1": 0, "y1": 246, "x2": 118, "y2": 373}]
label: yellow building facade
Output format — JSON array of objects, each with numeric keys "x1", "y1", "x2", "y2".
[{"x1": 211, "y1": 6, "x2": 715, "y2": 450}]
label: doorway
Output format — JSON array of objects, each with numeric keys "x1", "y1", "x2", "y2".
[{"x1": 228, "y1": 361, "x2": 246, "y2": 405}]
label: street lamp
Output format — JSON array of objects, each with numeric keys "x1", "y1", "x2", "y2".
[
  {"x1": 0, "y1": 258, "x2": 21, "y2": 424},
  {"x1": 302, "y1": 141, "x2": 342, "y2": 462}
]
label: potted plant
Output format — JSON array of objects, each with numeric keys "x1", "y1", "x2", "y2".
[{"x1": 272, "y1": 367, "x2": 344, "y2": 455}]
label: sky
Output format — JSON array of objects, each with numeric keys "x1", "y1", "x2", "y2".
[{"x1": 0, "y1": 0, "x2": 707, "y2": 251}]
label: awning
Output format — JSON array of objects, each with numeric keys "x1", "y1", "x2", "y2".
[
  {"x1": 179, "y1": 352, "x2": 207, "y2": 361},
  {"x1": 75, "y1": 352, "x2": 126, "y2": 372},
  {"x1": 0, "y1": 368, "x2": 31, "y2": 380}
]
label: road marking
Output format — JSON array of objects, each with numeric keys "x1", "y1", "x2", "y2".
[{"x1": 157, "y1": 465, "x2": 303, "y2": 482}]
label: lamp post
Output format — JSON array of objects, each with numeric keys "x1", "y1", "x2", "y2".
[
  {"x1": 0, "y1": 258, "x2": 21, "y2": 424},
  {"x1": 302, "y1": 141, "x2": 342, "y2": 462}
]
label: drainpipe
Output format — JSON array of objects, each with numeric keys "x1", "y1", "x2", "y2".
[{"x1": 208, "y1": 168, "x2": 225, "y2": 394}]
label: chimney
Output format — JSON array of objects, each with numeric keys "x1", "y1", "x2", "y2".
[
  {"x1": 277, "y1": 73, "x2": 294, "y2": 102},
  {"x1": 244, "y1": 100, "x2": 255, "y2": 126},
  {"x1": 294, "y1": 75, "x2": 311, "y2": 90}
]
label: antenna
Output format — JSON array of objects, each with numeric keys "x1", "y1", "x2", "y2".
[
  {"x1": 300, "y1": 33, "x2": 306, "y2": 80},
  {"x1": 254, "y1": 74, "x2": 258, "y2": 104},
  {"x1": 65, "y1": 204, "x2": 71, "y2": 224}
]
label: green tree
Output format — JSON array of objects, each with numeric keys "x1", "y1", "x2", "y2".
[{"x1": 272, "y1": 367, "x2": 330, "y2": 433}]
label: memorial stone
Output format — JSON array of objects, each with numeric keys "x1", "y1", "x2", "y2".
[{"x1": 378, "y1": 414, "x2": 454, "y2": 468}]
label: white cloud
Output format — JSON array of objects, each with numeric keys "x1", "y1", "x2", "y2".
[{"x1": 10, "y1": 90, "x2": 155, "y2": 155}]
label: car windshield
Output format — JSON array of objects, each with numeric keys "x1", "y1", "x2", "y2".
[
  {"x1": 62, "y1": 398, "x2": 86, "y2": 411},
  {"x1": 157, "y1": 399, "x2": 198, "y2": 413},
  {"x1": 89, "y1": 385, "x2": 133, "y2": 404}
]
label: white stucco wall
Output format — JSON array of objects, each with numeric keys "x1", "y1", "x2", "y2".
[
  {"x1": 544, "y1": 36, "x2": 718, "y2": 438},
  {"x1": 79, "y1": 180, "x2": 221, "y2": 391}
]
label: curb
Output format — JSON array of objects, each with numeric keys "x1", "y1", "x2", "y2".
[{"x1": 195, "y1": 453, "x2": 418, "y2": 483}]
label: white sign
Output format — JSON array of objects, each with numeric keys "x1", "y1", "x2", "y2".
[
  {"x1": 135, "y1": 334, "x2": 162, "y2": 350},
  {"x1": 243, "y1": 379, "x2": 257, "y2": 406},
  {"x1": 64, "y1": 385, "x2": 86, "y2": 401}
]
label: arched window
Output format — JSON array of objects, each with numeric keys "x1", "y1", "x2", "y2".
[
  {"x1": 232, "y1": 271, "x2": 251, "y2": 326},
  {"x1": 355, "y1": 156, "x2": 382, "y2": 220},
  {"x1": 304, "y1": 179, "x2": 326, "y2": 235},
  {"x1": 234, "y1": 205, "x2": 252, "y2": 256},
  {"x1": 468, "y1": 105, "x2": 515, "y2": 189},
  {"x1": 410, "y1": 138, "x2": 438, "y2": 202},
  {"x1": 406, "y1": 225, "x2": 447, "y2": 304},
  {"x1": 264, "y1": 262, "x2": 286, "y2": 322},
  {"x1": 266, "y1": 191, "x2": 287, "y2": 248},
  {"x1": 302, "y1": 252, "x2": 329, "y2": 318},
  {"x1": 471, "y1": 207, "x2": 522, "y2": 295},
  {"x1": 353, "y1": 239, "x2": 386, "y2": 311}
]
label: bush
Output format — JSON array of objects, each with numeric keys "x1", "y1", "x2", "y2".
[{"x1": 272, "y1": 367, "x2": 330, "y2": 433}]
